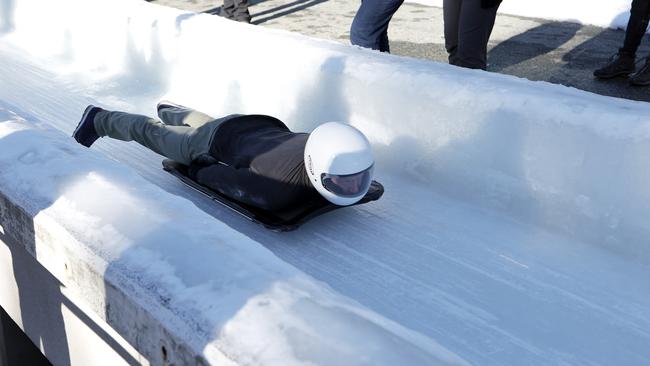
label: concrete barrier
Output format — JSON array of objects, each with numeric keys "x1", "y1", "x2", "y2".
[{"x1": 0, "y1": 204, "x2": 149, "y2": 366}]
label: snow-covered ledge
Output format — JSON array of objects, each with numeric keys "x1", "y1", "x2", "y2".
[{"x1": 0, "y1": 117, "x2": 466, "y2": 365}]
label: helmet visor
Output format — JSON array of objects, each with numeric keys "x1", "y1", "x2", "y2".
[{"x1": 321, "y1": 165, "x2": 374, "y2": 198}]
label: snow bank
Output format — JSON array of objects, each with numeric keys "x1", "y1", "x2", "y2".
[
  {"x1": 409, "y1": 0, "x2": 637, "y2": 32},
  {"x1": 0, "y1": 113, "x2": 466, "y2": 365}
]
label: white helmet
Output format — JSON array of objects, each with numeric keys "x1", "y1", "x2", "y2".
[{"x1": 304, "y1": 122, "x2": 374, "y2": 206}]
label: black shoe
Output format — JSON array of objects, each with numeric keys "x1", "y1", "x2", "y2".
[
  {"x1": 234, "y1": 16, "x2": 251, "y2": 23},
  {"x1": 156, "y1": 100, "x2": 188, "y2": 114},
  {"x1": 630, "y1": 58, "x2": 650, "y2": 86},
  {"x1": 72, "y1": 105, "x2": 103, "y2": 147},
  {"x1": 593, "y1": 53, "x2": 636, "y2": 79}
]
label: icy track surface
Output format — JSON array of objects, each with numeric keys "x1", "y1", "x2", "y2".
[{"x1": 2, "y1": 0, "x2": 650, "y2": 365}]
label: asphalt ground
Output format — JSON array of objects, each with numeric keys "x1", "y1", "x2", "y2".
[{"x1": 149, "y1": 0, "x2": 650, "y2": 103}]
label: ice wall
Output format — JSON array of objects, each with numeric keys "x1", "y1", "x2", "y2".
[{"x1": 3, "y1": 0, "x2": 650, "y2": 259}]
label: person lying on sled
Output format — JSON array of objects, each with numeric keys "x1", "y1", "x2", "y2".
[{"x1": 72, "y1": 102, "x2": 375, "y2": 211}]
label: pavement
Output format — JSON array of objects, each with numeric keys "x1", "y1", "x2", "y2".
[{"x1": 148, "y1": 0, "x2": 650, "y2": 103}]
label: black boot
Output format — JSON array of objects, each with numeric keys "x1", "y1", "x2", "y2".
[
  {"x1": 72, "y1": 105, "x2": 103, "y2": 147},
  {"x1": 593, "y1": 52, "x2": 636, "y2": 79},
  {"x1": 630, "y1": 58, "x2": 650, "y2": 86}
]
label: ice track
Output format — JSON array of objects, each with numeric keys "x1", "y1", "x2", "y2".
[{"x1": 2, "y1": 41, "x2": 650, "y2": 365}]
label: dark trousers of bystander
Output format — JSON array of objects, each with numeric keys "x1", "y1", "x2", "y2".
[
  {"x1": 443, "y1": 0, "x2": 500, "y2": 70},
  {"x1": 221, "y1": 0, "x2": 251, "y2": 23},
  {"x1": 350, "y1": 0, "x2": 404, "y2": 53},
  {"x1": 621, "y1": 0, "x2": 650, "y2": 57}
]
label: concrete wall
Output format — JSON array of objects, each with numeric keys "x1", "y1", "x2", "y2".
[
  {"x1": 0, "y1": 192, "x2": 157, "y2": 366},
  {"x1": 0, "y1": 175, "x2": 224, "y2": 365}
]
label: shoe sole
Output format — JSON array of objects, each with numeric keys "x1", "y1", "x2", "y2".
[
  {"x1": 72, "y1": 105, "x2": 95, "y2": 138},
  {"x1": 157, "y1": 100, "x2": 188, "y2": 113},
  {"x1": 630, "y1": 79, "x2": 650, "y2": 86},
  {"x1": 594, "y1": 70, "x2": 634, "y2": 79}
]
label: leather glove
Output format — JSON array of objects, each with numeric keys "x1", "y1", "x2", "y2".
[{"x1": 188, "y1": 154, "x2": 218, "y2": 178}]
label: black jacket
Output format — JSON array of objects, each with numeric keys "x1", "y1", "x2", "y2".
[
  {"x1": 481, "y1": 0, "x2": 501, "y2": 8},
  {"x1": 188, "y1": 115, "x2": 320, "y2": 211}
]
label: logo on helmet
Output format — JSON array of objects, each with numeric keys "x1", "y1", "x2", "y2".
[{"x1": 308, "y1": 155, "x2": 314, "y2": 175}]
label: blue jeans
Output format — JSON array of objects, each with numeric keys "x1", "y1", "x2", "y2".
[{"x1": 350, "y1": 0, "x2": 404, "y2": 53}]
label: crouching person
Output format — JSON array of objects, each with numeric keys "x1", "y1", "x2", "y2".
[{"x1": 72, "y1": 102, "x2": 375, "y2": 211}]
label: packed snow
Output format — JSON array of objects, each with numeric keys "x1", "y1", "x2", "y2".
[
  {"x1": 2, "y1": 0, "x2": 650, "y2": 365},
  {"x1": 411, "y1": 0, "x2": 642, "y2": 32}
]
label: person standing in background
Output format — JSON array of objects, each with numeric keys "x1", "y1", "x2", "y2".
[
  {"x1": 221, "y1": 0, "x2": 251, "y2": 23},
  {"x1": 350, "y1": 0, "x2": 501, "y2": 71},
  {"x1": 593, "y1": 0, "x2": 650, "y2": 86},
  {"x1": 443, "y1": 0, "x2": 502, "y2": 70},
  {"x1": 349, "y1": 0, "x2": 404, "y2": 53}
]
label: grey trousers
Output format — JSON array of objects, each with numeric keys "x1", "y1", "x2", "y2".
[
  {"x1": 443, "y1": 0, "x2": 500, "y2": 70},
  {"x1": 93, "y1": 105, "x2": 222, "y2": 165},
  {"x1": 221, "y1": 0, "x2": 251, "y2": 22}
]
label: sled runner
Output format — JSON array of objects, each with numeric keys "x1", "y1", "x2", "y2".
[{"x1": 162, "y1": 159, "x2": 384, "y2": 232}]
